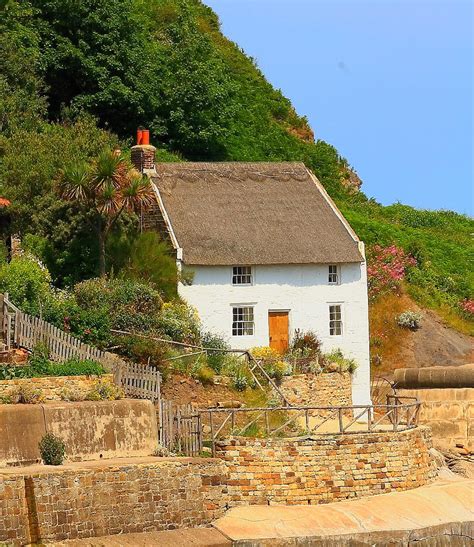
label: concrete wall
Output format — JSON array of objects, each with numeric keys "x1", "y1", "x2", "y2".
[
  {"x1": 0, "y1": 399, "x2": 158, "y2": 466},
  {"x1": 216, "y1": 427, "x2": 436, "y2": 506},
  {"x1": 0, "y1": 374, "x2": 114, "y2": 401},
  {"x1": 179, "y1": 262, "x2": 371, "y2": 406},
  {"x1": 0, "y1": 457, "x2": 228, "y2": 545},
  {"x1": 398, "y1": 388, "x2": 474, "y2": 447}
]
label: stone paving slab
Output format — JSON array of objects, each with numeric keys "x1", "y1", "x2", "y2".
[
  {"x1": 53, "y1": 528, "x2": 231, "y2": 546},
  {"x1": 213, "y1": 478, "x2": 474, "y2": 545}
]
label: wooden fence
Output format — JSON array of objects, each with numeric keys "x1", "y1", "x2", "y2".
[
  {"x1": 198, "y1": 398, "x2": 421, "y2": 456},
  {"x1": 114, "y1": 361, "x2": 161, "y2": 402},
  {"x1": 159, "y1": 400, "x2": 202, "y2": 456},
  {"x1": 0, "y1": 293, "x2": 162, "y2": 402}
]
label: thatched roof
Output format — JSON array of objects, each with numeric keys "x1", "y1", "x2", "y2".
[{"x1": 151, "y1": 162, "x2": 363, "y2": 265}]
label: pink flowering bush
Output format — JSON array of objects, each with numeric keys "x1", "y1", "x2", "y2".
[
  {"x1": 367, "y1": 245, "x2": 417, "y2": 299},
  {"x1": 459, "y1": 299, "x2": 474, "y2": 318}
]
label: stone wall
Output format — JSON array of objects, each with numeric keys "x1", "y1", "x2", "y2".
[
  {"x1": 398, "y1": 388, "x2": 473, "y2": 448},
  {"x1": 280, "y1": 372, "x2": 352, "y2": 408},
  {"x1": 216, "y1": 426, "x2": 436, "y2": 506},
  {"x1": 0, "y1": 399, "x2": 158, "y2": 466},
  {"x1": 0, "y1": 475, "x2": 29, "y2": 545},
  {"x1": 0, "y1": 457, "x2": 229, "y2": 545},
  {"x1": 0, "y1": 374, "x2": 113, "y2": 401}
]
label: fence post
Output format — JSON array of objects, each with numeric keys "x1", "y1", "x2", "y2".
[
  {"x1": 209, "y1": 411, "x2": 215, "y2": 457},
  {"x1": 0, "y1": 293, "x2": 4, "y2": 346}
]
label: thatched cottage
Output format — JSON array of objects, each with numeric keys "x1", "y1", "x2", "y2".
[{"x1": 132, "y1": 130, "x2": 371, "y2": 405}]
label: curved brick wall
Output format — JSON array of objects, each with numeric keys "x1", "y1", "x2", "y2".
[{"x1": 216, "y1": 426, "x2": 437, "y2": 506}]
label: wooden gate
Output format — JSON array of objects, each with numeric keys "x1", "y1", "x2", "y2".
[{"x1": 159, "y1": 400, "x2": 202, "y2": 456}]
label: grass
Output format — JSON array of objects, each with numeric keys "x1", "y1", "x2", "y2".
[{"x1": 369, "y1": 291, "x2": 415, "y2": 374}]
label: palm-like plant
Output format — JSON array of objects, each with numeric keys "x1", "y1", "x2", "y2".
[{"x1": 57, "y1": 149, "x2": 154, "y2": 276}]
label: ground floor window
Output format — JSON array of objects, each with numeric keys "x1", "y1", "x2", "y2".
[
  {"x1": 232, "y1": 306, "x2": 254, "y2": 336},
  {"x1": 329, "y1": 304, "x2": 343, "y2": 335}
]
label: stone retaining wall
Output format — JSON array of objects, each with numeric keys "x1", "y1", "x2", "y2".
[
  {"x1": 0, "y1": 374, "x2": 113, "y2": 401},
  {"x1": 0, "y1": 457, "x2": 229, "y2": 545},
  {"x1": 216, "y1": 426, "x2": 436, "y2": 506},
  {"x1": 398, "y1": 388, "x2": 473, "y2": 448},
  {"x1": 280, "y1": 372, "x2": 352, "y2": 409}
]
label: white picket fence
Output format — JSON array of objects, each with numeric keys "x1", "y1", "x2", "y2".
[{"x1": 1, "y1": 293, "x2": 161, "y2": 402}]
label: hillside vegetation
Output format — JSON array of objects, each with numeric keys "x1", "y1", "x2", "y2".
[{"x1": 0, "y1": 0, "x2": 472, "y2": 337}]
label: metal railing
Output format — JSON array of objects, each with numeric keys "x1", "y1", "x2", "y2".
[{"x1": 198, "y1": 397, "x2": 421, "y2": 456}]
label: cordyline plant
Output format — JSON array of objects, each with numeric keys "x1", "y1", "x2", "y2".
[
  {"x1": 367, "y1": 244, "x2": 417, "y2": 299},
  {"x1": 57, "y1": 149, "x2": 154, "y2": 276}
]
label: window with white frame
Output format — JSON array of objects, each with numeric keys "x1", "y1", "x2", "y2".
[
  {"x1": 328, "y1": 264, "x2": 339, "y2": 284},
  {"x1": 329, "y1": 304, "x2": 343, "y2": 336},
  {"x1": 232, "y1": 306, "x2": 254, "y2": 336},
  {"x1": 232, "y1": 266, "x2": 253, "y2": 285}
]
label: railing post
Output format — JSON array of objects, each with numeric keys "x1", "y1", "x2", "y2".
[
  {"x1": 338, "y1": 407, "x2": 344, "y2": 434},
  {"x1": 0, "y1": 293, "x2": 4, "y2": 346},
  {"x1": 305, "y1": 408, "x2": 309, "y2": 434},
  {"x1": 209, "y1": 411, "x2": 215, "y2": 457}
]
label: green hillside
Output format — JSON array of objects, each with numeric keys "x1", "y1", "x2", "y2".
[{"x1": 0, "y1": 0, "x2": 472, "y2": 332}]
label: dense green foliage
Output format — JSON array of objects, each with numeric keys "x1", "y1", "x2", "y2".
[
  {"x1": 39, "y1": 432, "x2": 65, "y2": 465},
  {"x1": 0, "y1": 0, "x2": 471, "y2": 330}
]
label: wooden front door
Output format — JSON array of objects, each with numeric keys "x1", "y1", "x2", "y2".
[{"x1": 268, "y1": 311, "x2": 289, "y2": 354}]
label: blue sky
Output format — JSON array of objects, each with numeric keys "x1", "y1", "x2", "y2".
[{"x1": 205, "y1": 0, "x2": 473, "y2": 214}]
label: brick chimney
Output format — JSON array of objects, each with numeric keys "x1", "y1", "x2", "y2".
[{"x1": 131, "y1": 128, "x2": 156, "y2": 173}]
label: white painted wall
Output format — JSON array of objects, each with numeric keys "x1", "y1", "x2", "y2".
[{"x1": 178, "y1": 262, "x2": 371, "y2": 406}]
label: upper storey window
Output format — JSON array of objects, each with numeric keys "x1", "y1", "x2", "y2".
[
  {"x1": 232, "y1": 266, "x2": 253, "y2": 285},
  {"x1": 328, "y1": 265, "x2": 340, "y2": 285}
]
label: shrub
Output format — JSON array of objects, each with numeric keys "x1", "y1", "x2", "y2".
[
  {"x1": 233, "y1": 374, "x2": 248, "y2": 392},
  {"x1": 459, "y1": 299, "x2": 474, "y2": 319},
  {"x1": 119, "y1": 335, "x2": 168, "y2": 367},
  {"x1": 9, "y1": 385, "x2": 45, "y2": 404},
  {"x1": 323, "y1": 349, "x2": 358, "y2": 374},
  {"x1": 0, "y1": 365, "x2": 34, "y2": 380},
  {"x1": 201, "y1": 331, "x2": 229, "y2": 372},
  {"x1": 28, "y1": 343, "x2": 50, "y2": 375},
  {"x1": 289, "y1": 330, "x2": 321, "y2": 357},
  {"x1": 263, "y1": 360, "x2": 288, "y2": 382},
  {"x1": 0, "y1": 393, "x2": 14, "y2": 404},
  {"x1": 46, "y1": 358, "x2": 105, "y2": 377},
  {"x1": 367, "y1": 245, "x2": 417, "y2": 300},
  {"x1": 85, "y1": 380, "x2": 124, "y2": 401},
  {"x1": 157, "y1": 301, "x2": 201, "y2": 344},
  {"x1": 0, "y1": 255, "x2": 53, "y2": 316},
  {"x1": 120, "y1": 232, "x2": 179, "y2": 301},
  {"x1": 39, "y1": 433, "x2": 65, "y2": 465},
  {"x1": 60, "y1": 387, "x2": 85, "y2": 402},
  {"x1": 193, "y1": 364, "x2": 215, "y2": 385},
  {"x1": 250, "y1": 346, "x2": 279, "y2": 361},
  {"x1": 396, "y1": 310, "x2": 423, "y2": 330},
  {"x1": 74, "y1": 277, "x2": 163, "y2": 334}
]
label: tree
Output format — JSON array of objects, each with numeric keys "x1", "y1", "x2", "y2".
[
  {"x1": 57, "y1": 149, "x2": 154, "y2": 276},
  {"x1": 123, "y1": 232, "x2": 178, "y2": 301}
]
